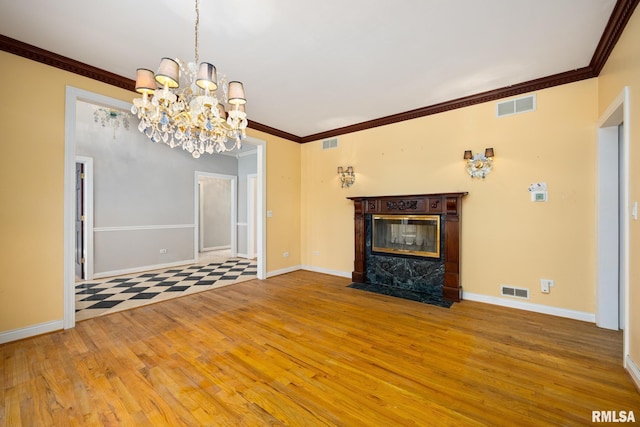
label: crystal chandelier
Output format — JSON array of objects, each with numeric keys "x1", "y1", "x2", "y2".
[
  {"x1": 93, "y1": 107, "x2": 131, "y2": 139},
  {"x1": 131, "y1": 0, "x2": 247, "y2": 158}
]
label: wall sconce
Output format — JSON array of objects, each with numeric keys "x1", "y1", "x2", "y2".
[
  {"x1": 337, "y1": 166, "x2": 355, "y2": 188},
  {"x1": 463, "y1": 148, "x2": 494, "y2": 179}
]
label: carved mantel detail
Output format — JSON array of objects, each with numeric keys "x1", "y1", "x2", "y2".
[
  {"x1": 348, "y1": 192, "x2": 468, "y2": 302},
  {"x1": 386, "y1": 200, "x2": 418, "y2": 211}
]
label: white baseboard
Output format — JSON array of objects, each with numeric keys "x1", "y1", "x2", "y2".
[
  {"x1": 0, "y1": 320, "x2": 63, "y2": 344},
  {"x1": 266, "y1": 265, "x2": 302, "y2": 278},
  {"x1": 201, "y1": 246, "x2": 231, "y2": 252},
  {"x1": 463, "y1": 292, "x2": 596, "y2": 323},
  {"x1": 93, "y1": 259, "x2": 196, "y2": 279},
  {"x1": 302, "y1": 265, "x2": 352, "y2": 279},
  {"x1": 626, "y1": 355, "x2": 640, "y2": 391},
  {"x1": 236, "y1": 252, "x2": 249, "y2": 259}
]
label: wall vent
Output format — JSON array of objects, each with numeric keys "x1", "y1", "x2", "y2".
[
  {"x1": 322, "y1": 138, "x2": 338, "y2": 150},
  {"x1": 500, "y1": 285, "x2": 529, "y2": 299},
  {"x1": 496, "y1": 94, "x2": 536, "y2": 118}
]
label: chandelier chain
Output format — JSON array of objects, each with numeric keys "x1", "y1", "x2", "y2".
[{"x1": 194, "y1": 0, "x2": 200, "y2": 64}]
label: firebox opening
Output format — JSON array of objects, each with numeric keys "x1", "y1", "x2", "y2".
[{"x1": 372, "y1": 214, "x2": 441, "y2": 258}]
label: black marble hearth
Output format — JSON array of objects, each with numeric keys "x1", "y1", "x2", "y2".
[
  {"x1": 362, "y1": 215, "x2": 448, "y2": 307},
  {"x1": 348, "y1": 282, "x2": 453, "y2": 308}
]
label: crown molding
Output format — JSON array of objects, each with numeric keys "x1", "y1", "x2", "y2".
[
  {"x1": 0, "y1": 34, "x2": 135, "y2": 91},
  {"x1": 247, "y1": 120, "x2": 303, "y2": 143},
  {"x1": 1, "y1": 0, "x2": 638, "y2": 144},
  {"x1": 590, "y1": 0, "x2": 640, "y2": 74},
  {"x1": 300, "y1": 67, "x2": 597, "y2": 143}
]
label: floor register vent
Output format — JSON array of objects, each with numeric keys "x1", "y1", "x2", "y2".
[
  {"x1": 496, "y1": 94, "x2": 536, "y2": 117},
  {"x1": 501, "y1": 285, "x2": 529, "y2": 299},
  {"x1": 322, "y1": 138, "x2": 338, "y2": 150}
]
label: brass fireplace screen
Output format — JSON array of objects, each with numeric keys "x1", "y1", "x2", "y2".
[{"x1": 372, "y1": 215, "x2": 440, "y2": 258}]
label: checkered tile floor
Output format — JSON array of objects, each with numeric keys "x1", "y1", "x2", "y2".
[{"x1": 75, "y1": 258, "x2": 257, "y2": 320}]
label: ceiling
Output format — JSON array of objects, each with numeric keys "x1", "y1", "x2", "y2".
[{"x1": 0, "y1": 0, "x2": 621, "y2": 141}]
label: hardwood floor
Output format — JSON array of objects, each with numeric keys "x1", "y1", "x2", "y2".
[{"x1": 2, "y1": 270, "x2": 639, "y2": 426}]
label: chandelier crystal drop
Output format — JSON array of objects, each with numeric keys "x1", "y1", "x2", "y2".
[{"x1": 131, "y1": 0, "x2": 247, "y2": 158}]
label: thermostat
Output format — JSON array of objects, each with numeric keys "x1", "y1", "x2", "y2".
[{"x1": 531, "y1": 191, "x2": 548, "y2": 202}]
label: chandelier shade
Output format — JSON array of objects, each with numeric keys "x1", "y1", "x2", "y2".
[
  {"x1": 131, "y1": 0, "x2": 248, "y2": 158},
  {"x1": 228, "y1": 81, "x2": 247, "y2": 105},
  {"x1": 196, "y1": 62, "x2": 218, "y2": 91},
  {"x1": 135, "y1": 69, "x2": 157, "y2": 94},
  {"x1": 155, "y1": 58, "x2": 180, "y2": 88}
]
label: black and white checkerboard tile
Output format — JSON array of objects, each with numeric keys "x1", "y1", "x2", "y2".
[{"x1": 75, "y1": 258, "x2": 257, "y2": 320}]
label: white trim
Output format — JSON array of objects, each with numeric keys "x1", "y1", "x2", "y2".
[
  {"x1": 65, "y1": 87, "x2": 138, "y2": 329},
  {"x1": 201, "y1": 245, "x2": 231, "y2": 252},
  {"x1": 251, "y1": 141, "x2": 267, "y2": 280},
  {"x1": 237, "y1": 222, "x2": 248, "y2": 227},
  {"x1": 462, "y1": 292, "x2": 596, "y2": 323},
  {"x1": 237, "y1": 149, "x2": 258, "y2": 157},
  {"x1": 236, "y1": 252, "x2": 249, "y2": 259},
  {"x1": 302, "y1": 265, "x2": 352, "y2": 279},
  {"x1": 94, "y1": 224, "x2": 195, "y2": 232},
  {"x1": 75, "y1": 156, "x2": 94, "y2": 280},
  {"x1": 0, "y1": 320, "x2": 64, "y2": 344},
  {"x1": 596, "y1": 87, "x2": 630, "y2": 365},
  {"x1": 266, "y1": 265, "x2": 303, "y2": 278},
  {"x1": 92, "y1": 259, "x2": 196, "y2": 279},
  {"x1": 625, "y1": 355, "x2": 640, "y2": 391},
  {"x1": 247, "y1": 173, "x2": 258, "y2": 262}
]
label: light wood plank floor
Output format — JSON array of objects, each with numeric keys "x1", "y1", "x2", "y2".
[{"x1": 2, "y1": 271, "x2": 639, "y2": 426}]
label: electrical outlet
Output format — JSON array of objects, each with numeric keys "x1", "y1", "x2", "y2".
[
  {"x1": 313, "y1": 251, "x2": 320, "y2": 256},
  {"x1": 283, "y1": 252, "x2": 289, "y2": 258},
  {"x1": 540, "y1": 279, "x2": 554, "y2": 294},
  {"x1": 159, "y1": 249, "x2": 168, "y2": 254}
]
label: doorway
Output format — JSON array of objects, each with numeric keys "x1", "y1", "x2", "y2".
[
  {"x1": 247, "y1": 173, "x2": 258, "y2": 259},
  {"x1": 596, "y1": 87, "x2": 629, "y2": 357},
  {"x1": 64, "y1": 87, "x2": 267, "y2": 329},
  {"x1": 75, "y1": 156, "x2": 93, "y2": 281},
  {"x1": 196, "y1": 173, "x2": 237, "y2": 262}
]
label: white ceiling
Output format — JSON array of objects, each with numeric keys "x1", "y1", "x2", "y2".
[{"x1": 0, "y1": 0, "x2": 617, "y2": 139}]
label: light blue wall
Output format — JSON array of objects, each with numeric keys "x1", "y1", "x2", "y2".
[{"x1": 75, "y1": 100, "x2": 238, "y2": 276}]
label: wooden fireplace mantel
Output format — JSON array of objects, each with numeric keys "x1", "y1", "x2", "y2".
[{"x1": 347, "y1": 192, "x2": 467, "y2": 302}]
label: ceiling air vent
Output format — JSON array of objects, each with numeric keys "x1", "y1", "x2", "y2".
[
  {"x1": 496, "y1": 94, "x2": 536, "y2": 118},
  {"x1": 501, "y1": 285, "x2": 529, "y2": 299},
  {"x1": 322, "y1": 138, "x2": 338, "y2": 150}
]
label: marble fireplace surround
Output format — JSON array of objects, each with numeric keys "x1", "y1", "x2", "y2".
[{"x1": 348, "y1": 193, "x2": 467, "y2": 302}]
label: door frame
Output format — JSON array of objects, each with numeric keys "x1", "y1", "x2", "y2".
[
  {"x1": 195, "y1": 172, "x2": 237, "y2": 260},
  {"x1": 75, "y1": 156, "x2": 94, "y2": 281},
  {"x1": 247, "y1": 173, "x2": 258, "y2": 259},
  {"x1": 596, "y1": 87, "x2": 630, "y2": 360},
  {"x1": 64, "y1": 86, "x2": 267, "y2": 329}
]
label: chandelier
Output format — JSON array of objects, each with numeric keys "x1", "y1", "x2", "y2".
[
  {"x1": 93, "y1": 107, "x2": 131, "y2": 139},
  {"x1": 131, "y1": 0, "x2": 247, "y2": 158}
]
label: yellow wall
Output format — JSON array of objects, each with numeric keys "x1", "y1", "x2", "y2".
[
  {"x1": 0, "y1": 51, "x2": 302, "y2": 333},
  {"x1": 246, "y1": 129, "x2": 302, "y2": 273},
  {"x1": 302, "y1": 79, "x2": 598, "y2": 313},
  {"x1": 1, "y1": 6, "x2": 638, "y2": 357},
  {"x1": 598, "y1": 6, "x2": 640, "y2": 365}
]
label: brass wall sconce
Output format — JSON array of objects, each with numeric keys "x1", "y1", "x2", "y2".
[
  {"x1": 337, "y1": 166, "x2": 355, "y2": 188},
  {"x1": 463, "y1": 147, "x2": 494, "y2": 179}
]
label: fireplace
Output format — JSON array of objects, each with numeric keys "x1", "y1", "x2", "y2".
[
  {"x1": 348, "y1": 193, "x2": 467, "y2": 302},
  {"x1": 372, "y1": 214, "x2": 440, "y2": 258}
]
